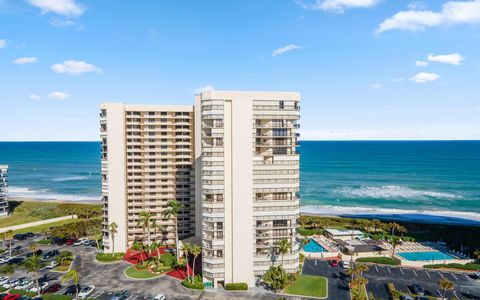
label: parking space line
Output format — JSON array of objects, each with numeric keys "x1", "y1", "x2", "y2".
[
  {"x1": 425, "y1": 270, "x2": 431, "y2": 278},
  {"x1": 399, "y1": 268, "x2": 404, "y2": 275},
  {"x1": 387, "y1": 266, "x2": 391, "y2": 274},
  {"x1": 412, "y1": 268, "x2": 417, "y2": 276},
  {"x1": 464, "y1": 273, "x2": 471, "y2": 281},
  {"x1": 450, "y1": 272, "x2": 458, "y2": 280},
  {"x1": 374, "y1": 265, "x2": 378, "y2": 272}
]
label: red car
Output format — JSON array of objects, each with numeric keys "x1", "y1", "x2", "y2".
[
  {"x1": 4, "y1": 294, "x2": 21, "y2": 300},
  {"x1": 66, "y1": 238, "x2": 77, "y2": 245},
  {"x1": 329, "y1": 259, "x2": 339, "y2": 267},
  {"x1": 42, "y1": 283, "x2": 62, "y2": 294}
]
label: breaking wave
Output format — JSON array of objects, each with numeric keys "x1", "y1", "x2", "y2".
[
  {"x1": 8, "y1": 186, "x2": 101, "y2": 202},
  {"x1": 337, "y1": 185, "x2": 462, "y2": 200}
]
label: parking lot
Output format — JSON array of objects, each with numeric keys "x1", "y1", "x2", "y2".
[
  {"x1": 303, "y1": 258, "x2": 480, "y2": 300},
  {"x1": 2, "y1": 234, "x2": 303, "y2": 300}
]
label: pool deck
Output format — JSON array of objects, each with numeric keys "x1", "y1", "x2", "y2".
[{"x1": 301, "y1": 236, "x2": 339, "y2": 259}]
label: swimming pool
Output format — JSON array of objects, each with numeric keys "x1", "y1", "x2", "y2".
[
  {"x1": 303, "y1": 239, "x2": 327, "y2": 253},
  {"x1": 397, "y1": 251, "x2": 455, "y2": 261}
]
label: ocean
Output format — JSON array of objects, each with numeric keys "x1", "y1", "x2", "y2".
[{"x1": 0, "y1": 141, "x2": 479, "y2": 223}]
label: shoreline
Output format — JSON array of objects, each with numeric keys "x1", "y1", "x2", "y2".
[
  {"x1": 300, "y1": 205, "x2": 480, "y2": 226},
  {"x1": 9, "y1": 197, "x2": 101, "y2": 205}
]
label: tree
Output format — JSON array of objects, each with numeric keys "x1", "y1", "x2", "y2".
[
  {"x1": 180, "y1": 242, "x2": 192, "y2": 281},
  {"x1": 438, "y1": 277, "x2": 454, "y2": 299},
  {"x1": 0, "y1": 264, "x2": 15, "y2": 277},
  {"x1": 351, "y1": 276, "x2": 369, "y2": 300},
  {"x1": 138, "y1": 211, "x2": 155, "y2": 245},
  {"x1": 62, "y1": 269, "x2": 80, "y2": 299},
  {"x1": 28, "y1": 243, "x2": 39, "y2": 257},
  {"x1": 388, "y1": 222, "x2": 400, "y2": 236},
  {"x1": 391, "y1": 238, "x2": 402, "y2": 258},
  {"x1": 24, "y1": 255, "x2": 42, "y2": 296},
  {"x1": 277, "y1": 238, "x2": 291, "y2": 279},
  {"x1": 161, "y1": 200, "x2": 184, "y2": 262},
  {"x1": 397, "y1": 225, "x2": 407, "y2": 238},
  {"x1": 473, "y1": 249, "x2": 480, "y2": 263},
  {"x1": 108, "y1": 222, "x2": 118, "y2": 254},
  {"x1": 345, "y1": 266, "x2": 358, "y2": 282},
  {"x1": 190, "y1": 244, "x2": 201, "y2": 284},
  {"x1": 263, "y1": 265, "x2": 288, "y2": 292},
  {"x1": 356, "y1": 264, "x2": 369, "y2": 277},
  {"x1": 3, "y1": 230, "x2": 14, "y2": 258}
]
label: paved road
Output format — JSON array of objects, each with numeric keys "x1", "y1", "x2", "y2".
[
  {"x1": 363, "y1": 264, "x2": 480, "y2": 300},
  {"x1": 302, "y1": 259, "x2": 350, "y2": 300}
]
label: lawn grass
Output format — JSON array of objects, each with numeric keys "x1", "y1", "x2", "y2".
[
  {"x1": 0, "y1": 201, "x2": 61, "y2": 228},
  {"x1": 13, "y1": 218, "x2": 82, "y2": 234},
  {"x1": 125, "y1": 265, "x2": 163, "y2": 279},
  {"x1": 284, "y1": 275, "x2": 327, "y2": 298}
]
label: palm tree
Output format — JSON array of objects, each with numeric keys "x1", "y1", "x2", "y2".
[
  {"x1": 28, "y1": 243, "x2": 39, "y2": 257},
  {"x1": 138, "y1": 211, "x2": 155, "y2": 245},
  {"x1": 397, "y1": 225, "x2": 407, "y2": 238},
  {"x1": 473, "y1": 249, "x2": 480, "y2": 263},
  {"x1": 388, "y1": 222, "x2": 400, "y2": 237},
  {"x1": 391, "y1": 238, "x2": 402, "y2": 258},
  {"x1": 0, "y1": 264, "x2": 15, "y2": 277},
  {"x1": 345, "y1": 266, "x2": 357, "y2": 282},
  {"x1": 356, "y1": 263, "x2": 369, "y2": 276},
  {"x1": 108, "y1": 222, "x2": 118, "y2": 254},
  {"x1": 24, "y1": 255, "x2": 42, "y2": 296},
  {"x1": 180, "y1": 242, "x2": 192, "y2": 281},
  {"x1": 161, "y1": 200, "x2": 184, "y2": 262},
  {"x1": 190, "y1": 244, "x2": 201, "y2": 283},
  {"x1": 3, "y1": 230, "x2": 13, "y2": 258},
  {"x1": 438, "y1": 277, "x2": 454, "y2": 299},
  {"x1": 277, "y1": 239, "x2": 292, "y2": 271},
  {"x1": 62, "y1": 269, "x2": 80, "y2": 299}
]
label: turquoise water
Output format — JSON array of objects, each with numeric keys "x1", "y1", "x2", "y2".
[
  {"x1": 0, "y1": 141, "x2": 479, "y2": 221},
  {"x1": 397, "y1": 251, "x2": 455, "y2": 261},
  {"x1": 303, "y1": 239, "x2": 327, "y2": 253}
]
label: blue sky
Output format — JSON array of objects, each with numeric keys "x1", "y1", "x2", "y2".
[{"x1": 0, "y1": 0, "x2": 479, "y2": 141}]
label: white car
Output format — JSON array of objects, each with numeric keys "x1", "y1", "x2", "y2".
[
  {"x1": 3, "y1": 279, "x2": 20, "y2": 289},
  {"x1": 45, "y1": 260, "x2": 59, "y2": 269},
  {"x1": 30, "y1": 281, "x2": 48, "y2": 293},
  {"x1": 341, "y1": 260, "x2": 353, "y2": 269},
  {"x1": 0, "y1": 257, "x2": 9, "y2": 264},
  {"x1": 73, "y1": 238, "x2": 87, "y2": 246},
  {"x1": 153, "y1": 294, "x2": 166, "y2": 300},
  {"x1": 78, "y1": 285, "x2": 95, "y2": 299},
  {"x1": 16, "y1": 280, "x2": 33, "y2": 290}
]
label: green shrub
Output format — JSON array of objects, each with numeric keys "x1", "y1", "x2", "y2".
[
  {"x1": 181, "y1": 279, "x2": 204, "y2": 290},
  {"x1": 38, "y1": 238, "x2": 52, "y2": 244},
  {"x1": 424, "y1": 263, "x2": 480, "y2": 271},
  {"x1": 297, "y1": 227, "x2": 323, "y2": 236},
  {"x1": 0, "y1": 249, "x2": 5, "y2": 254},
  {"x1": 160, "y1": 253, "x2": 175, "y2": 267},
  {"x1": 42, "y1": 294, "x2": 73, "y2": 300},
  {"x1": 9, "y1": 289, "x2": 36, "y2": 297},
  {"x1": 0, "y1": 286, "x2": 6, "y2": 292},
  {"x1": 225, "y1": 282, "x2": 248, "y2": 291},
  {"x1": 135, "y1": 262, "x2": 149, "y2": 269},
  {"x1": 96, "y1": 252, "x2": 124, "y2": 262},
  {"x1": 299, "y1": 252, "x2": 305, "y2": 263},
  {"x1": 356, "y1": 257, "x2": 401, "y2": 265},
  {"x1": 386, "y1": 283, "x2": 400, "y2": 300}
]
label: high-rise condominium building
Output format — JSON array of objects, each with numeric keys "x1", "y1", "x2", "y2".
[
  {"x1": 196, "y1": 91, "x2": 300, "y2": 287},
  {"x1": 100, "y1": 104, "x2": 196, "y2": 252},
  {"x1": 100, "y1": 91, "x2": 300, "y2": 287},
  {"x1": 0, "y1": 165, "x2": 8, "y2": 217}
]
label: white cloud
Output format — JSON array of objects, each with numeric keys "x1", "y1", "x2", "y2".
[
  {"x1": 272, "y1": 44, "x2": 302, "y2": 57},
  {"x1": 409, "y1": 72, "x2": 440, "y2": 83},
  {"x1": 296, "y1": 0, "x2": 381, "y2": 13},
  {"x1": 427, "y1": 53, "x2": 464, "y2": 65},
  {"x1": 415, "y1": 60, "x2": 429, "y2": 67},
  {"x1": 48, "y1": 92, "x2": 71, "y2": 100},
  {"x1": 13, "y1": 57, "x2": 38, "y2": 65},
  {"x1": 369, "y1": 83, "x2": 382, "y2": 89},
  {"x1": 408, "y1": 1, "x2": 428, "y2": 10},
  {"x1": 0, "y1": 39, "x2": 6, "y2": 48},
  {"x1": 377, "y1": 0, "x2": 480, "y2": 33},
  {"x1": 27, "y1": 0, "x2": 85, "y2": 17},
  {"x1": 29, "y1": 94, "x2": 42, "y2": 101},
  {"x1": 51, "y1": 60, "x2": 102, "y2": 75},
  {"x1": 195, "y1": 85, "x2": 215, "y2": 94}
]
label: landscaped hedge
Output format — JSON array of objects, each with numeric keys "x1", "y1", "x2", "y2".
[
  {"x1": 181, "y1": 279, "x2": 204, "y2": 290},
  {"x1": 96, "y1": 252, "x2": 124, "y2": 262},
  {"x1": 296, "y1": 227, "x2": 324, "y2": 236},
  {"x1": 225, "y1": 282, "x2": 248, "y2": 291},
  {"x1": 9, "y1": 289, "x2": 36, "y2": 297},
  {"x1": 356, "y1": 257, "x2": 401, "y2": 265},
  {"x1": 38, "y1": 238, "x2": 52, "y2": 244},
  {"x1": 42, "y1": 294, "x2": 74, "y2": 300},
  {"x1": 424, "y1": 263, "x2": 480, "y2": 271},
  {"x1": 386, "y1": 283, "x2": 401, "y2": 300}
]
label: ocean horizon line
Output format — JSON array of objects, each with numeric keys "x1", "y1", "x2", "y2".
[{"x1": 1, "y1": 139, "x2": 480, "y2": 143}]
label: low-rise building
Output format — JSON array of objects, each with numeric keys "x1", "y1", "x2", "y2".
[
  {"x1": 0, "y1": 165, "x2": 8, "y2": 217},
  {"x1": 324, "y1": 228, "x2": 364, "y2": 241}
]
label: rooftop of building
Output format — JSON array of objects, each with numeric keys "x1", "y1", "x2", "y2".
[{"x1": 325, "y1": 228, "x2": 364, "y2": 236}]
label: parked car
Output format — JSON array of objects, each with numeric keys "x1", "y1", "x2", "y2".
[
  {"x1": 64, "y1": 284, "x2": 81, "y2": 296},
  {"x1": 24, "y1": 232, "x2": 35, "y2": 238},
  {"x1": 26, "y1": 249, "x2": 43, "y2": 257},
  {"x1": 8, "y1": 257, "x2": 24, "y2": 265},
  {"x1": 3, "y1": 279, "x2": 20, "y2": 289},
  {"x1": 0, "y1": 293, "x2": 7, "y2": 300},
  {"x1": 0, "y1": 257, "x2": 9, "y2": 264},
  {"x1": 110, "y1": 290, "x2": 129, "y2": 300},
  {"x1": 411, "y1": 284, "x2": 425, "y2": 296},
  {"x1": 42, "y1": 250, "x2": 60, "y2": 259},
  {"x1": 470, "y1": 272, "x2": 480, "y2": 280},
  {"x1": 45, "y1": 260, "x2": 59, "y2": 269},
  {"x1": 153, "y1": 294, "x2": 166, "y2": 300},
  {"x1": 16, "y1": 279, "x2": 33, "y2": 290},
  {"x1": 329, "y1": 259, "x2": 339, "y2": 267},
  {"x1": 78, "y1": 285, "x2": 95, "y2": 299},
  {"x1": 51, "y1": 237, "x2": 66, "y2": 245},
  {"x1": 3, "y1": 294, "x2": 21, "y2": 300},
  {"x1": 66, "y1": 238, "x2": 77, "y2": 246},
  {"x1": 414, "y1": 297, "x2": 429, "y2": 300},
  {"x1": 73, "y1": 238, "x2": 87, "y2": 246},
  {"x1": 42, "y1": 282, "x2": 62, "y2": 294},
  {"x1": 84, "y1": 240, "x2": 96, "y2": 247},
  {"x1": 400, "y1": 295, "x2": 414, "y2": 300},
  {"x1": 341, "y1": 261, "x2": 352, "y2": 269},
  {"x1": 30, "y1": 281, "x2": 49, "y2": 293},
  {"x1": 13, "y1": 234, "x2": 27, "y2": 241}
]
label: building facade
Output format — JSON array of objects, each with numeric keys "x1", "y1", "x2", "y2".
[
  {"x1": 0, "y1": 165, "x2": 8, "y2": 217},
  {"x1": 195, "y1": 91, "x2": 300, "y2": 287},
  {"x1": 100, "y1": 91, "x2": 300, "y2": 287},
  {"x1": 100, "y1": 103, "x2": 196, "y2": 252}
]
